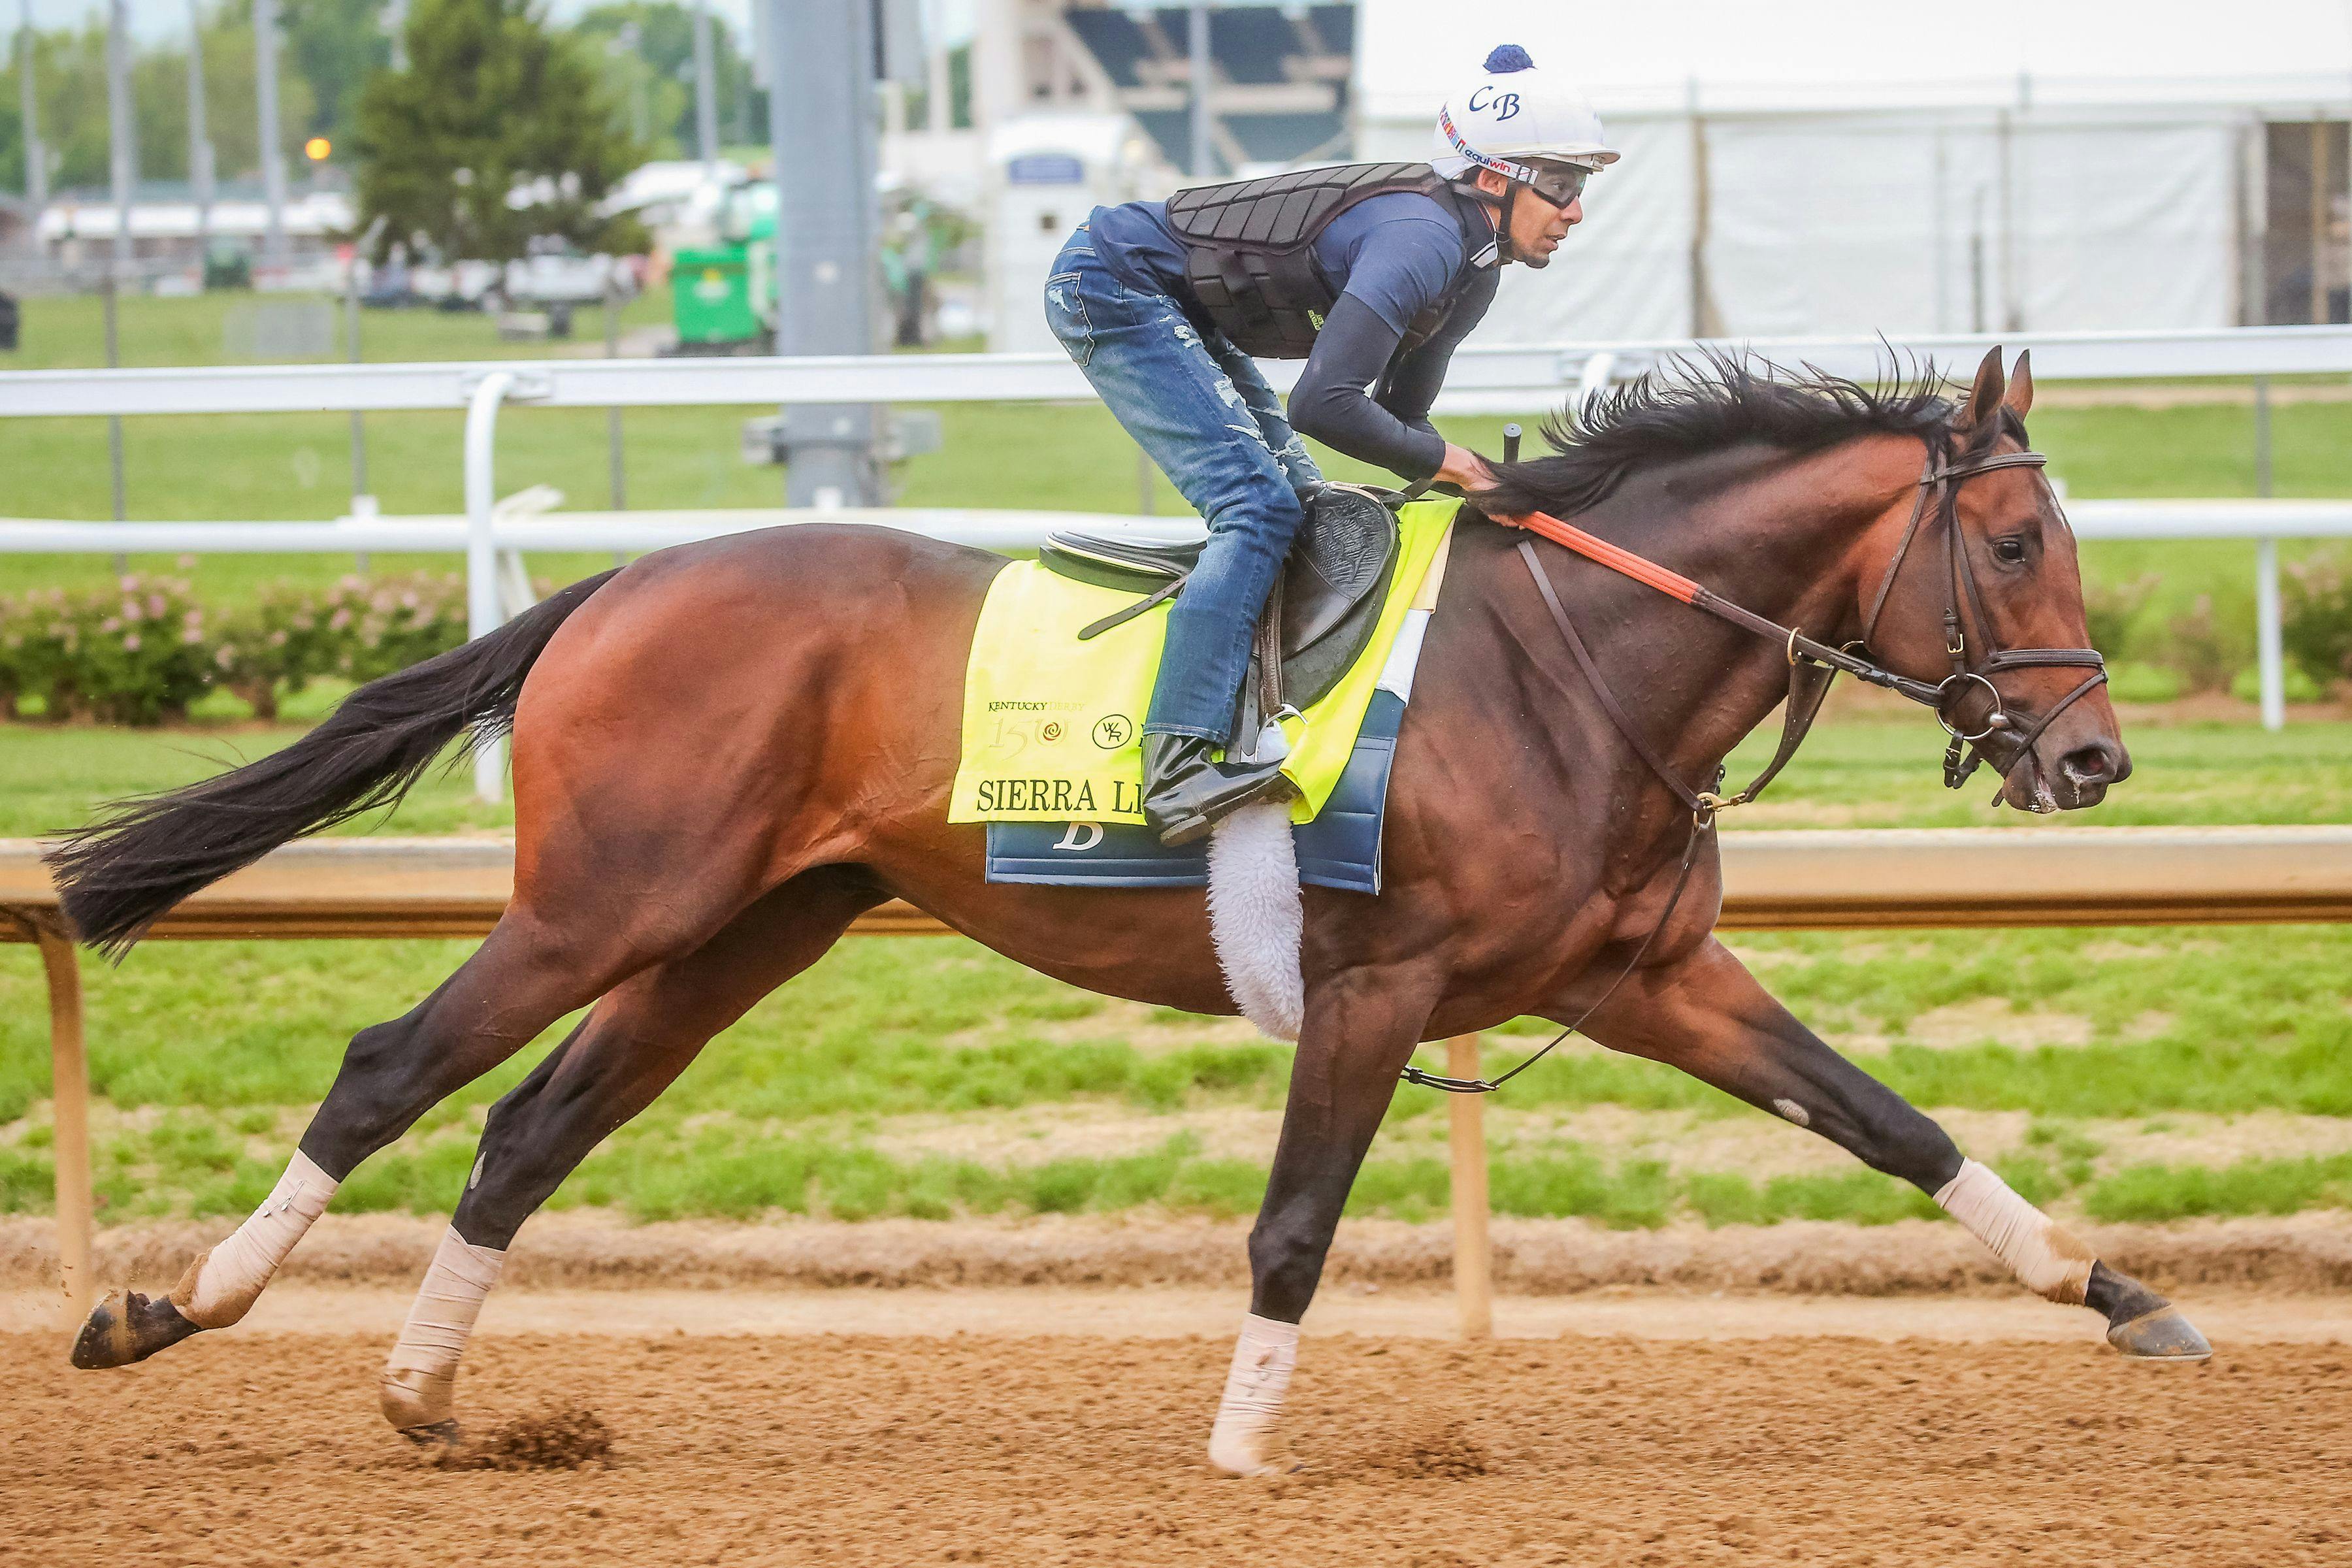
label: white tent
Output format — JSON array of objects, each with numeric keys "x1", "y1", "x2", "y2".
[{"x1": 1355, "y1": 0, "x2": 2352, "y2": 342}]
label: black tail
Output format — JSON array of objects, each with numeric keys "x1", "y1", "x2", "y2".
[{"x1": 46, "y1": 569, "x2": 619, "y2": 956}]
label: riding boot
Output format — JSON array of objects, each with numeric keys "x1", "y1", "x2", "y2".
[{"x1": 1142, "y1": 733, "x2": 1291, "y2": 847}]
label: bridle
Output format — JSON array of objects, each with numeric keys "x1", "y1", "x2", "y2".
[
  {"x1": 1399, "y1": 428, "x2": 2108, "y2": 1096},
  {"x1": 1859, "y1": 438, "x2": 2110, "y2": 792}
]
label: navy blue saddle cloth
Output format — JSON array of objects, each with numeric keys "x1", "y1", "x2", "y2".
[{"x1": 983, "y1": 690, "x2": 1406, "y2": 895}]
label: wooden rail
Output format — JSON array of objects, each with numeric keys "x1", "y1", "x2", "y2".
[{"x1": 7, "y1": 826, "x2": 2351, "y2": 1336}]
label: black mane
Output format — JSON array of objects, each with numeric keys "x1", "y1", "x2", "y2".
[{"x1": 1478, "y1": 351, "x2": 2006, "y2": 519}]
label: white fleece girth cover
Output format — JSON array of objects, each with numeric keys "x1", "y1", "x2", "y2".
[
  {"x1": 380, "y1": 1226, "x2": 507, "y2": 1429},
  {"x1": 1207, "y1": 801, "x2": 1305, "y2": 1041},
  {"x1": 1208, "y1": 1312, "x2": 1300, "y2": 1475},
  {"x1": 172, "y1": 1151, "x2": 338, "y2": 1329},
  {"x1": 1935, "y1": 1158, "x2": 2095, "y2": 1304}
]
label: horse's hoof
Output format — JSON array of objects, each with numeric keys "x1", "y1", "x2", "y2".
[
  {"x1": 69, "y1": 1288, "x2": 201, "y2": 1370},
  {"x1": 2107, "y1": 1305, "x2": 2213, "y2": 1361},
  {"x1": 395, "y1": 1418, "x2": 464, "y2": 1448}
]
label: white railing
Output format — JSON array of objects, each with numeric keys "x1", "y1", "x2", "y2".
[{"x1": 3, "y1": 326, "x2": 2349, "y2": 792}]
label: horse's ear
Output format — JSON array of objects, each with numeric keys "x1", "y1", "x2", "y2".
[
  {"x1": 2002, "y1": 350, "x2": 2034, "y2": 419},
  {"x1": 1961, "y1": 346, "x2": 2006, "y2": 429}
]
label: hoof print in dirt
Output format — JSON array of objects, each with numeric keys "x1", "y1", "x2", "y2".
[
  {"x1": 69, "y1": 1289, "x2": 201, "y2": 1370},
  {"x1": 2107, "y1": 1305, "x2": 2213, "y2": 1362}
]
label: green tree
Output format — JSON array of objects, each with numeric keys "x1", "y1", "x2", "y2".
[
  {"x1": 573, "y1": 1, "x2": 751, "y2": 160},
  {"x1": 281, "y1": 0, "x2": 395, "y2": 154},
  {"x1": 353, "y1": 0, "x2": 646, "y2": 261}
]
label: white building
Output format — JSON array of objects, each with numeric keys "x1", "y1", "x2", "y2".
[{"x1": 1355, "y1": 0, "x2": 2352, "y2": 342}]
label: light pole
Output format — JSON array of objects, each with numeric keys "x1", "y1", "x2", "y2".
[
  {"x1": 692, "y1": 0, "x2": 720, "y2": 166},
  {"x1": 254, "y1": 0, "x2": 288, "y2": 268},
  {"x1": 766, "y1": 0, "x2": 882, "y2": 508},
  {"x1": 186, "y1": 0, "x2": 214, "y2": 256},
  {"x1": 15, "y1": 0, "x2": 42, "y2": 208}
]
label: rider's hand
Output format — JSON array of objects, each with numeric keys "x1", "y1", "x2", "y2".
[{"x1": 1435, "y1": 444, "x2": 1496, "y2": 494}]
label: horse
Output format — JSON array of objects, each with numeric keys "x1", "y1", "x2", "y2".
[{"x1": 54, "y1": 347, "x2": 2207, "y2": 1475}]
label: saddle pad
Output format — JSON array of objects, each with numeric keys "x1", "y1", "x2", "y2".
[
  {"x1": 985, "y1": 689, "x2": 1406, "y2": 894},
  {"x1": 949, "y1": 498, "x2": 1456, "y2": 828}
]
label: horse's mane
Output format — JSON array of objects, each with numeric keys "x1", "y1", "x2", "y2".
[{"x1": 1478, "y1": 351, "x2": 2017, "y2": 519}]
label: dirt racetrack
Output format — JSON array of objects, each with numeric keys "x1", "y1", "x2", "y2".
[{"x1": 10, "y1": 1301, "x2": 2352, "y2": 1566}]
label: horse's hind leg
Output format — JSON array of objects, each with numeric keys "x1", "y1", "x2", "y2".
[
  {"x1": 1580, "y1": 937, "x2": 2210, "y2": 1359},
  {"x1": 72, "y1": 879, "x2": 764, "y2": 1371},
  {"x1": 376, "y1": 866, "x2": 881, "y2": 1438}
]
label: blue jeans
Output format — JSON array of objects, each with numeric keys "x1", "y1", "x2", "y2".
[{"x1": 1042, "y1": 227, "x2": 1322, "y2": 742}]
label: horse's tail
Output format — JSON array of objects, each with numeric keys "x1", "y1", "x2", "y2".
[{"x1": 47, "y1": 568, "x2": 620, "y2": 956}]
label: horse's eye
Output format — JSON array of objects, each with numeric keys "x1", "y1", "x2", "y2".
[{"x1": 1993, "y1": 536, "x2": 2029, "y2": 564}]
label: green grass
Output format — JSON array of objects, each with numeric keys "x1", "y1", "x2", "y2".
[{"x1": 5, "y1": 294, "x2": 2351, "y2": 1228}]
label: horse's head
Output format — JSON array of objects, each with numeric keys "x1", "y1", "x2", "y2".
[{"x1": 1855, "y1": 348, "x2": 2129, "y2": 811}]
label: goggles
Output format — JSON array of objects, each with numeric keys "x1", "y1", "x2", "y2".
[{"x1": 1518, "y1": 162, "x2": 1590, "y2": 210}]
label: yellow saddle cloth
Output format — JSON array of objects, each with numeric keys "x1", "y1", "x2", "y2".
[{"x1": 950, "y1": 499, "x2": 1457, "y2": 826}]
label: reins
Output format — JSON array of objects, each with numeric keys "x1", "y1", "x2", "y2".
[{"x1": 1399, "y1": 432, "x2": 2106, "y2": 1096}]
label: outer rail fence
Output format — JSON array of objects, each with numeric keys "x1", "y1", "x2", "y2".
[
  {"x1": 4, "y1": 324, "x2": 2352, "y2": 772},
  {"x1": 8, "y1": 826, "x2": 2351, "y2": 1338}
]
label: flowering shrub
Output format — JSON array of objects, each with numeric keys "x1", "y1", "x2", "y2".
[
  {"x1": 2283, "y1": 549, "x2": 2352, "y2": 693},
  {"x1": 2080, "y1": 572, "x2": 2158, "y2": 662},
  {"x1": 2152, "y1": 594, "x2": 2240, "y2": 694},
  {"x1": 0, "y1": 572, "x2": 469, "y2": 725}
]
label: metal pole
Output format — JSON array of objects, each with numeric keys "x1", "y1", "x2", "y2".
[
  {"x1": 1188, "y1": 0, "x2": 1211, "y2": 178},
  {"x1": 693, "y1": 0, "x2": 720, "y2": 166},
  {"x1": 385, "y1": 0, "x2": 408, "y2": 73},
  {"x1": 186, "y1": 0, "x2": 214, "y2": 257},
  {"x1": 768, "y1": 0, "x2": 881, "y2": 508},
  {"x1": 253, "y1": 0, "x2": 287, "y2": 268},
  {"x1": 606, "y1": 287, "x2": 626, "y2": 510},
  {"x1": 346, "y1": 256, "x2": 366, "y2": 499},
  {"x1": 34, "y1": 919, "x2": 92, "y2": 1328},
  {"x1": 465, "y1": 372, "x2": 516, "y2": 802},
  {"x1": 1446, "y1": 1034, "x2": 1493, "y2": 1340},
  {"x1": 16, "y1": 0, "x2": 43, "y2": 209},
  {"x1": 103, "y1": 273, "x2": 124, "y2": 529},
  {"x1": 2253, "y1": 374, "x2": 2283, "y2": 728}
]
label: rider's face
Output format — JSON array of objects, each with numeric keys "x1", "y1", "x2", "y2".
[{"x1": 1474, "y1": 167, "x2": 1583, "y2": 263}]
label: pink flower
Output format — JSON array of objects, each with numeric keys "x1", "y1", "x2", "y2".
[
  {"x1": 329, "y1": 608, "x2": 352, "y2": 630},
  {"x1": 181, "y1": 627, "x2": 202, "y2": 645},
  {"x1": 215, "y1": 645, "x2": 237, "y2": 668},
  {"x1": 269, "y1": 630, "x2": 287, "y2": 646},
  {"x1": 119, "y1": 600, "x2": 140, "y2": 623},
  {"x1": 148, "y1": 593, "x2": 167, "y2": 618},
  {"x1": 99, "y1": 617, "x2": 120, "y2": 633},
  {"x1": 122, "y1": 632, "x2": 140, "y2": 651}
]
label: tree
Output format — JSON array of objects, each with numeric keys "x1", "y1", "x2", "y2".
[
  {"x1": 353, "y1": 0, "x2": 646, "y2": 261},
  {"x1": 573, "y1": 1, "x2": 752, "y2": 159},
  {"x1": 281, "y1": 0, "x2": 396, "y2": 154}
]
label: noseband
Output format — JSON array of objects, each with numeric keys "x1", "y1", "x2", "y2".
[{"x1": 1859, "y1": 442, "x2": 2110, "y2": 791}]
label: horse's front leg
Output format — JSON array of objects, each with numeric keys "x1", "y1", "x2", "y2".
[
  {"x1": 1209, "y1": 968, "x2": 1436, "y2": 1476},
  {"x1": 1576, "y1": 936, "x2": 2210, "y2": 1359}
]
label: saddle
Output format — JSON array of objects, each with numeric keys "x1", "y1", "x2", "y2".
[{"x1": 1039, "y1": 483, "x2": 1401, "y2": 746}]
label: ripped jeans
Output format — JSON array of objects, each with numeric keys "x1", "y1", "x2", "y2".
[{"x1": 1042, "y1": 227, "x2": 1322, "y2": 743}]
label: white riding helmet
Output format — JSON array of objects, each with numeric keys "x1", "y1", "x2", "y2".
[{"x1": 1431, "y1": 45, "x2": 1620, "y2": 184}]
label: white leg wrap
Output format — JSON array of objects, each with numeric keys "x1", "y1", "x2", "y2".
[
  {"x1": 1935, "y1": 1158, "x2": 2095, "y2": 1305},
  {"x1": 170, "y1": 1151, "x2": 338, "y2": 1330},
  {"x1": 1207, "y1": 1312, "x2": 1299, "y2": 1476},
  {"x1": 380, "y1": 1226, "x2": 506, "y2": 1430}
]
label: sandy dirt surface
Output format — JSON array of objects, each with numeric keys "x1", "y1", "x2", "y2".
[{"x1": 10, "y1": 1306, "x2": 2352, "y2": 1566}]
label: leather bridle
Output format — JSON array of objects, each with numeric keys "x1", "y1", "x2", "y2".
[
  {"x1": 1860, "y1": 439, "x2": 2110, "y2": 792},
  {"x1": 1399, "y1": 430, "x2": 2110, "y2": 1096}
]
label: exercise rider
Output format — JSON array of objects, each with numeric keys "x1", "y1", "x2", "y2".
[{"x1": 1042, "y1": 44, "x2": 1617, "y2": 844}]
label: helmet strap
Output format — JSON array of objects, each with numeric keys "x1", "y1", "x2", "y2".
[{"x1": 1495, "y1": 181, "x2": 1524, "y2": 265}]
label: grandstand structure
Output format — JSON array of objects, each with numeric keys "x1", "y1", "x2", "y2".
[{"x1": 982, "y1": 1, "x2": 1356, "y2": 178}]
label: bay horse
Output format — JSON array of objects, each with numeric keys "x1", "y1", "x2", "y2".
[{"x1": 55, "y1": 348, "x2": 2207, "y2": 1475}]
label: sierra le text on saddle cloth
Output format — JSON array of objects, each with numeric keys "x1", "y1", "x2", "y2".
[{"x1": 1045, "y1": 42, "x2": 1611, "y2": 847}]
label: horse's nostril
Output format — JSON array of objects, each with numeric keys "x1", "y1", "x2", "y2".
[{"x1": 2058, "y1": 743, "x2": 2120, "y2": 798}]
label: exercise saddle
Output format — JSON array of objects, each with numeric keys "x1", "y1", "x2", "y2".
[{"x1": 1038, "y1": 483, "x2": 1400, "y2": 744}]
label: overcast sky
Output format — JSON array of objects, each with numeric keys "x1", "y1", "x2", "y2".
[{"x1": 14, "y1": 1, "x2": 979, "y2": 48}]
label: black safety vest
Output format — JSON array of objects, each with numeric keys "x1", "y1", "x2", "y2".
[{"x1": 1164, "y1": 161, "x2": 1491, "y2": 359}]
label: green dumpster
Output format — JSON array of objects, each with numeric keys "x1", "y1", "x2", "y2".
[{"x1": 670, "y1": 246, "x2": 760, "y2": 348}]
